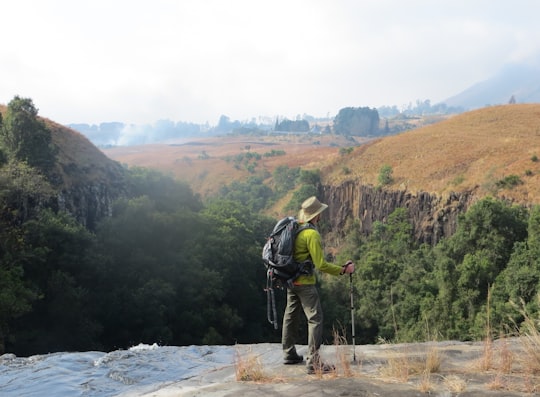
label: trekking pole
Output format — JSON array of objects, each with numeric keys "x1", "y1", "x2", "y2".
[
  {"x1": 349, "y1": 273, "x2": 357, "y2": 363},
  {"x1": 266, "y1": 271, "x2": 279, "y2": 330},
  {"x1": 270, "y1": 286, "x2": 278, "y2": 330}
]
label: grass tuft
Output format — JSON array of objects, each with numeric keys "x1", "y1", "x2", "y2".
[
  {"x1": 234, "y1": 346, "x2": 268, "y2": 382},
  {"x1": 443, "y1": 374, "x2": 467, "y2": 392},
  {"x1": 332, "y1": 327, "x2": 356, "y2": 378}
]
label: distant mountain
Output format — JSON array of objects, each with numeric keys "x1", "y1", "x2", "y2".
[{"x1": 443, "y1": 62, "x2": 540, "y2": 109}]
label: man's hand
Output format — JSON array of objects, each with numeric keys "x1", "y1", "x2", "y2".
[{"x1": 342, "y1": 260, "x2": 355, "y2": 274}]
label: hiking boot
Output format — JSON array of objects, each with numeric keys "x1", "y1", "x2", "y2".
[
  {"x1": 307, "y1": 363, "x2": 335, "y2": 374},
  {"x1": 283, "y1": 353, "x2": 303, "y2": 365}
]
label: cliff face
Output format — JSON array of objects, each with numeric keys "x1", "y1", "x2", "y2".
[
  {"x1": 322, "y1": 181, "x2": 477, "y2": 245},
  {"x1": 45, "y1": 120, "x2": 129, "y2": 230},
  {"x1": 55, "y1": 179, "x2": 125, "y2": 230}
]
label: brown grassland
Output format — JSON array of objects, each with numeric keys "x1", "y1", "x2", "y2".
[
  {"x1": 323, "y1": 104, "x2": 540, "y2": 205},
  {"x1": 103, "y1": 133, "x2": 362, "y2": 199},
  {"x1": 103, "y1": 104, "x2": 540, "y2": 206}
]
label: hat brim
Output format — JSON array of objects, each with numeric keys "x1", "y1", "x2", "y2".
[{"x1": 298, "y1": 203, "x2": 328, "y2": 223}]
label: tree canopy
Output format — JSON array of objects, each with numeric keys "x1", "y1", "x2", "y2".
[
  {"x1": 334, "y1": 106, "x2": 380, "y2": 136},
  {"x1": 0, "y1": 96, "x2": 56, "y2": 172}
]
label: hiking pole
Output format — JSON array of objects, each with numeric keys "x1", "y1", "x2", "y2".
[
  {"x1": 349, "y1": 273, "x2": 357, "y2": 363},
  {"x1": 266, "y1": 271, "x2": 279, "y2": 330}
]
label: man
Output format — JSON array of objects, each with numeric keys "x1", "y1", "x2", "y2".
[{"x1": 282, "y1": 196, "x2": 355, "y2": 374}]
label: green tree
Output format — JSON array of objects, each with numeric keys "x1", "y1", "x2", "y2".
[
  {"x1": 0, "y1": 223, "x2": 38, "y2": 354},
  {"x1": 0, "y1": 161, "x2": 55, "y2": 353},
  {"x1": 431, "y1": 197, "x2": 527, "y2": 339},
  {"x1": 334, "y1": 107, "x2": 379, "y2": 136},
  {"x1": 273, "y1": 165, "x2": 300, "y2": 195},
  {"x1": 90, "y1": 169, "x2": 270, "y2": 349},
  {"x1": 378, "y1": 164, "x2": 394, "y2": 186},
  {"x1": 94, "y1": 195, "x2": 209, "y2": 348},
  {"x1": 275, "y1": 119, "x2": 310, "y2": 132},
  {"x1": 325, "y1": 208, "x2": 416, "y2": 343},
  {"x1": 201, "y1": 200, "x2": 270, "y2": 343},
  {"x1": 8, "y1": 209, "x2": 102, "y2": 355},
  {"x1": 0, "y1": 161, "x2": 54, "y2": 224},
  {"x1": 299, "y1": 169, "x2": 321, "y2": 185},
  {"x1": 127, "y1": 166, "x2": 202, "y2": 213},
  {"x1": 0, "y1": 96, "x2": 56, "y2": 172},
  {"x1": 392, "y1": 244, "x2": 438, "y2": 341},
  {"x1": 495, "y1": 205, "x2": 540, "y2": 322},
  {"x1": 285, "y1": 185, "x2": 319, "y2": 213},
  {"x1": 218, "y1": 176, "x2": 273, "y2": 212}
]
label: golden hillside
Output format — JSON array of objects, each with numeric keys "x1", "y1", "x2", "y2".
[
  {"x1": 324, "y1": 104, "x2": 540, "y2": 204},
  {"x1": 0, "y1": 103, "x2": 126, "y2": 191}
]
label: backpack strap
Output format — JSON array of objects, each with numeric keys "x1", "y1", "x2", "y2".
[{"x1": 282, "y1": 222, "x2": 315, "y2": 287}]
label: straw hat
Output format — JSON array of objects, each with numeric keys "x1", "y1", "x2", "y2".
[{"x1": 297, "y1": 196, "x2": 328, "y2": 223}]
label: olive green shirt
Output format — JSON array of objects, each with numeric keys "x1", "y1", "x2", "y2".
[{"x1": 293, "y1": 225, "x2": 343, "y2": 285}]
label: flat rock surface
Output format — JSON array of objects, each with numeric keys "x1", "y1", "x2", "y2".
[{"x1": 139, "y1": 339, "x2": 538, "y2": 396}]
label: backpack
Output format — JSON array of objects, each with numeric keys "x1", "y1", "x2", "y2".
[
  {"x1": 262, "y1": 216, "x2": 315, "y2": 286},
  {"x1": 262, "y1": 216, "x2": 314, "y2": 329}
]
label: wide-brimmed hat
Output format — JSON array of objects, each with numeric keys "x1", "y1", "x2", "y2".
[{"x1": 298, "y1": 196, "x2": 328, "y2": 223}]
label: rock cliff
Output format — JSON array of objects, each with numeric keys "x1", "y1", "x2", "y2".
[
  {"x1": 55, "y1": 178, "x2": 126, "y2": 230},
  {"x1": 45, "y1": 120, "x2": 129, "y2": 229},
  {"x1": 322, "y1": 181, "x2": 477, "y2": 245}
]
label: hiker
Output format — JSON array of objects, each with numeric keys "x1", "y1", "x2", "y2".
[{"x1": 282, "y1": 196, "x2": 355, "y2": 374}]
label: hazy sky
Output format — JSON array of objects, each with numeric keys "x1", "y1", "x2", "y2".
[{"x1": 2, "y1": 0, "x2": 540, "y2": 126}]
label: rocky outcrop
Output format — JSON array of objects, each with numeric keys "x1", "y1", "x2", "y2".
[
  {"x1": 56, "y1": 182, "x2": 124, "y2": 230},
  {"x1": 44, "y1": 122, "x2": 129, "y2": 230},
  {"x1": 322, "y1": 181, "x2": 477, "y2": 245}
]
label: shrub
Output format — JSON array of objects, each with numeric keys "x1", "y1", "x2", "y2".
[
  {"x1": 378, "y1": 164, "x2": 394, "y2": 186},
  {"x1": 495, "y1": 175, "x2": 523, "y2": 189}
]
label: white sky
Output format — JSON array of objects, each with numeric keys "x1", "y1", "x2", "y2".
[{"x1": 2, "y1": 0, "x2": 540, "y2": 126}]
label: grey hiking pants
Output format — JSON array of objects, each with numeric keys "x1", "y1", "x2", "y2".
[{"x1": 281, "y1": 284, "x2": 323, "y2": 367}]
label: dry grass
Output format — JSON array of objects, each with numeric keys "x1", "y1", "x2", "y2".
[
  {"x1": 381, "y1": 345, "x2": 441, "y2": 383},
  {"x1": 486, "y1": 373, "x2": 508, "y2": 391},
  {"x1": 520, "y1": 317, "x2": 540, "y2": 375},
  {"x1": 103, "y1": 134, "x2": 351, "y2": 199},
  {"x1": 442, "y1": 374, "x2": 467, "y2": 393},
  {"x1": 517, "y1": 314, "x2": 540, "y2": 393},
  {"x1": 234, "y1": 346, "x2": 269, "y2": 382},
  {"x1": 496, "y1": 335, "x2": 514, "y2": 374},
  {"x1": 332, "y1": 328, "x2": 356, "y2": 378},
  {"x1": 324, "y1": 104, "x2": 540, "y2": 204},
  {"x1": 470, "y1": 297, "x2": 540, "y2": 393}
]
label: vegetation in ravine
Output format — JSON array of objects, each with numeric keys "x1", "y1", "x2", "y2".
[{"x1": 2, "y1": 96, "x2": 540, "y2": 358}]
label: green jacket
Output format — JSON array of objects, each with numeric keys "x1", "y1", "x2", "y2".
[{"x1": 293, "y1": 225, "x2": 342, "y2": 285}]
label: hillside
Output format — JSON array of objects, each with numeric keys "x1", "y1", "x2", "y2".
[
  {"x1": 0, "y1": 104, "x2": 123, "y2": 188},
  {"x1": 324, "y1": 104, "x2": 540, "y2": 205},
  {"x1": 0, "y1": 103, "x2": 127, "y2": 228},
  {"x1": 103, "y1": 104, "x2": 540, "y2": 207}
]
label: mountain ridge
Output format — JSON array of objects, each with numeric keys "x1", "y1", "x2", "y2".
[{"x1": 444, "y1": 63, "x2": 540, "y2": 109}]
